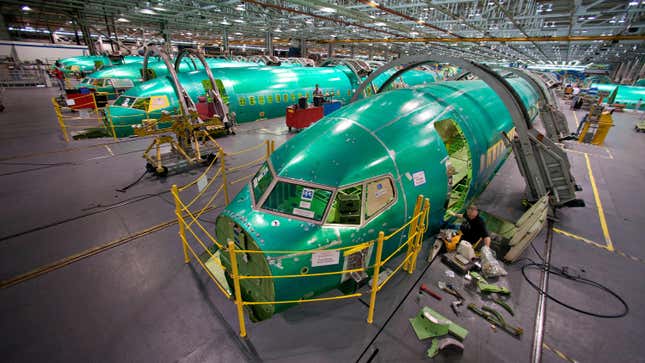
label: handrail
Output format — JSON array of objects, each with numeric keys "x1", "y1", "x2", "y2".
[{"x1": 171, "y1": 138, "x2": 431, "y2": 338}]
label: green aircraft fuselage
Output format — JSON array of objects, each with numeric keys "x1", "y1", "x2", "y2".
[
  {"x1": 591, "y1": 83, "x2": 645, "y2": 110},
  {"x1": 79, "y1": 58, "x2": 258, "y2": 98},
  {"x1": 58, "y1": 55, "x2": 143, "y2": 75},
  {"x1": 105, "y1": 66, "x2": 442, "y2": 137},
  {"x1": 214, "y1": 77, "x2": 540, "y2": 321}
]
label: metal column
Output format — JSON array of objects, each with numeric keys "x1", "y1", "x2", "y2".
[
  {"x1": 265, "y1": 32, "x2": 273, "y2": 56},
  {"x1": 222, "y1": 30, "x2": 229, "y2": 56},
  {"x1": 0, "y1": 13, "x2": 11, "y2": 40}
]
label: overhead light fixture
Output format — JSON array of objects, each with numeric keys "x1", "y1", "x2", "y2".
[
  {"x1": 139, "y1": 8, "x2": 158, "y2": 15},
  {"x1": 233, "y1": 19, "x2": 245, "y2": 23},
  {"x1": 152, "y1": 7, "x2": 167, "y2": 12},
  {"x1": 367, "y1": 1, "x2": 379, "y2": 7},
  {"x1": 274, "y1": 28, "x2": 282, "y2": 32},
  {"x1": 21, "y1": 5, "x2": 31, "y2": 11},
  {"x1": 116, "y1": 18, "x2": 130, "y2": 23},
  {"x1": 373, "y1": 22, "x2": 386, "y2": 26},
  {"x1": 220, "y1": 19, "x2": 231, "y2": 25},
  {"x1": 628, "y1": 1, "x2": 639, "y2": 6},
  {"x1": 319, "y1": 7, "x2": 336, "y2": 13}
]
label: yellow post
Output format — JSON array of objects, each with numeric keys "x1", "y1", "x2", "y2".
[
  {"x1": 220, "y1": 149, "x2": 230, "y2": 205},
  {"x1": 410, "y1": 199, "x2": 430, "y2": 273},
  {"x1": 403, "y1": 195, "x2": 423, "y2": 273},
  {"x1": 265, "y1": 139, "x2": 271, "y2": 159},
  {"x1": 172, "y1": 185, "x2": 190, "y2": 263},
  {"x1": 228, "y1": 241, "x2": 247, "y2": 338},
  {"x1": 51, "y1": 97, "x2": 70, "y2": 143},
  {"x1": 105, "y1": 106, "x2": 118, "y2": 141},
  {"x1": 367, "y1": 231, "x2": 385, "y2": 324},
  {"x1": 270, "y1": 140, "x2": 276, "y2": 154},
  {"x1": 91, "y1": 93, "x2": 103, "y2": 127}
]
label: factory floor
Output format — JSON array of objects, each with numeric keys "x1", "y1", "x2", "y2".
[{"x1": 0, "y1": 87, "x2": 643, "y2": 363}]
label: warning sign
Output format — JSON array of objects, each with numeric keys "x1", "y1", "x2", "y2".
[{"x1": 311, "y1": 250, "x2": 340, "y2": 267}]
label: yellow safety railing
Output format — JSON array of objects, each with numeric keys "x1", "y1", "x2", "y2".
[
  {"x1": 171, "y1": 146, "x2": 431, "y2": 338},
  {"x1": 51, "y1": 95, "x2": 107, "y2": 143}
]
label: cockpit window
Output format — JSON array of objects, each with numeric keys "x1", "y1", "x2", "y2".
[
  {"x1": 131, "y1": 97, "x2": 150, "y2": 111},
  {"x1": 365, "y1": 177, "x2": 395, "y2": 219},
  {"x1": 114, "y1": 96, "x2": 137, "y2": 108},
  {"x1": 326, "y1": 185, "x2": 363, "y2": 225},
  {"x1": 81, "y1": 78, "x2": 91, "y2": 84},
  {"x1": 262, "y1": 182, "x2": 332, "y2": 221},
  {"x1": 251, "y1": 163, "x2": 273, "y2": 204}
]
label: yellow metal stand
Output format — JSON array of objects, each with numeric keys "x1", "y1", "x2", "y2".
[{"x1": 367, "y1": 231, "x2": 385, "y2": 324}]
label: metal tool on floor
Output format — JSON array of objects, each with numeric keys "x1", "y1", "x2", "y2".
[
  {"x1": 438, "y1": 281, "x2": 464, "y2": 301},
  {"x1": 467, "y1": 304, "x2": 523, "y2": 337},
  {"x1": 450, "y1": 300, "x2": 463, "y2": 316},
  {"x1": 420, "y1": 283, "x2": 443, "y2": 301}
]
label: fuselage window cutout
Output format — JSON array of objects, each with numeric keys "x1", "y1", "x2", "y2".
[
  {"x1": 326, "y1": 185, "x2": 363, "y2": 225},
  {"x1": 365, "y1": 177, "x2": 395, "y2": 220}
]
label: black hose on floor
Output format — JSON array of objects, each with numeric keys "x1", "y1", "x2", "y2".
[
  {"x1": 116, "y1": 169, "x2": 149, "y2": 193},
  {"x1": 521, "y1": 262, "x2": 629, "y2": 318}
]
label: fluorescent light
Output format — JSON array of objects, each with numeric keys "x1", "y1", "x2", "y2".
[
  {"x1": 152, "y1": 7, "x2": 167, "y2": 12},
  {"x1": 628, "y1": 1, "x2": 639, "y2": 6},
  {"x1": 116, "y1": 18, "x2": 130, "y2": 23},
  {"x1": 139, "y1": 9, "x2": 157, "y2": 15},
  {"x1": 220, "y1": 20, "x2": 231, "y2": 25},
  {"x1": 233, "y1": 19, "x2": 245, "y2": 23},
  {"x1": 319, "y1": 7, "x2": 336, "y2": 13},
  {"x1": 373, "y1": 22, "x2": 386, "y2": 26},
  {"x1": 21, "y1": 5, "x2": 31, "y2": 11}
]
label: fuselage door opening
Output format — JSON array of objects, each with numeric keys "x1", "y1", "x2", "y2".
[{"x1": 435, "y1": 118, "x2": 473, "y2": 219}]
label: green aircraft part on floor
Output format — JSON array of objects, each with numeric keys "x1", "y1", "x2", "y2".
[{"x1": 213, "y1": 77, "x2": 540, "y2": 322}]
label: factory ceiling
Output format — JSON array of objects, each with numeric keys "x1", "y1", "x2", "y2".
[{"x1": 1, "y1": 0, "x2": 644, "y2": 64}]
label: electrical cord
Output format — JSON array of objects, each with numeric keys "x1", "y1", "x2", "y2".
[
  {"x1": 116, "y1": 169, "x2": 150, "y2": 193},
  {"x1": 517, "y1": 210, "x2": 628, "y2": 319},
  {"x1": 521, "y1": 256, "x2": 629, "y2": 319}
]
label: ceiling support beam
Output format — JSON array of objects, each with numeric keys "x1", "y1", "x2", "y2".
[{"x1": 320, "y1": 34, "x2": 645, "y2": 44}]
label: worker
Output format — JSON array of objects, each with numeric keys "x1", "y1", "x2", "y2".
[
  {"x1": 52, "y1": 61, "x2": 66, "y2": 91},
  {"x1": 449, "y1": 204, "x2": 491, "y2": 249},
  {"x1": 313, "y1": 84, "x2": 324, "y2": 107}
]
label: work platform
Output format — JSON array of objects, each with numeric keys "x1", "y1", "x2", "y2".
[{"x1": 0, "y1": 88, "x2": 644, "y2": 362}]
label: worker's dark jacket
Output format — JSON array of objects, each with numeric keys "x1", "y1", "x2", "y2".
[{"x1": 460, "y1": 215, "x2": 489, "y2": 246}]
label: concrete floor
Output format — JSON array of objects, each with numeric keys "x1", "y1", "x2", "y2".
[{"x1": 0, "y1": 87, "x2": 643, "y2": 363}]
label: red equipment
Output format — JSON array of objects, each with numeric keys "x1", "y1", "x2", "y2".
[{"x1": 285, "y1": 105, "x2": 324, "y2": 132}]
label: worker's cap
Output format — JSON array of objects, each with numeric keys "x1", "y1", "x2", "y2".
[{"x1": 466, "y1": 204, "x2": 478, "y2": 212}]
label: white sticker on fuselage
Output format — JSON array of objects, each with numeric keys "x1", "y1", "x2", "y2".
[
  {"x1": 293, "y1": 208, "x2": 315, "y2": 218},
  {"x1": 312, "y1": 250, "x2": 340, "y2": 267},
  {"x1": 301, "y1": 188, "x2": 314, "y2": 201},
  {"x1": 299, "y1": 201, "x2": 311, "y2": 209},
  {"x1": 413, "y1": 171, "x2": 426, "y2": 186}
]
